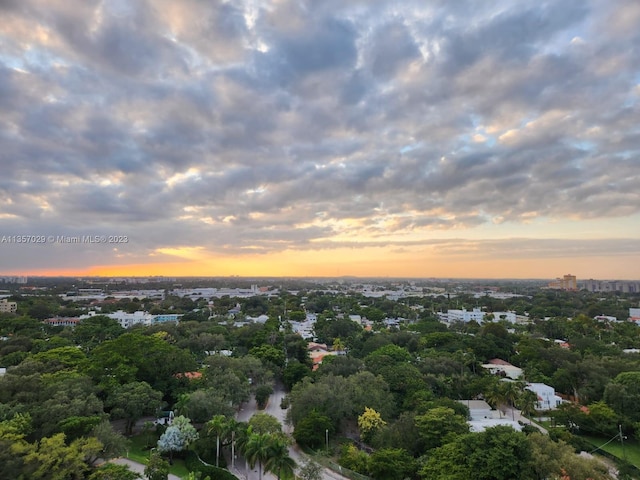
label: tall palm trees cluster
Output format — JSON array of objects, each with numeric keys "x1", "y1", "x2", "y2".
[
  {"x1": 205, "y1": 415, "x2": 297, "y2": 480},
  {"x1": 484, "y1": 381, "x2": 538, "y2": 422}
]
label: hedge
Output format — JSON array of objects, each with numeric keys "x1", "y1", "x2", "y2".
[{"x1": 185, "y1": 451, "x2": 239, "y2": 480}]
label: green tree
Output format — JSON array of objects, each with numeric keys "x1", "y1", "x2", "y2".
[
  {"x1": 89, "y1": 332, "x2": 197, "y2": 395},
  {"x1": 368, "y1": 448, "x2": 415, "y2": 480},
  {"x1": 91, "y1": 421, "x2": 129, "y2": 460},
  {"x1": 501, "y1": 381, "x2": 522, "y2": 421},
  {"x1": 0, "y1": 413, "x2": 32, "y2": 478},
  {"x1": 19, "y1": 433, "x2": 102, "y2": 480},
  {"x1": 420, "y1": 426, "x2": 534, "y2": 480},
  {"x1": 528, "y1": 432, "x2": 612, "y2": 480},
  {"x1": 179, "y1": 389, "x2": 236, "y2": 422},
  {"x1": 73, "y1": 315, "x2": 124, "y2": 349},
  {"x1": 249, "y1": 413, "x2": 282, "y2": 434},
  {"x1": 415, "y1": 406, "x2": 469, "y2": 451},
  {"x1": 264, "y1": 435, "x2": 296, "y2": 480},
  {"x1": 551, "y1": 403, "x2": 586, "y2": 432},
  {"x1": 581, "y1": 401, "x2": 619, "y2": 436},
  {"x1": 314, "y1": 356, "x2": 363, "y2": 378},
  {"x1": 604, "y1": 371, "x2": 640, "y2": 423},
  {"x1": 288, "y1": 372, "x2": 395, "y2": 432},
  {"x1": 249, "y1": 345, "x2": 286, "y2": 369},
  {"x1": 366, "y1": 344, "x2": 412, "y2": 365},
  {"x1": 339, "y1": 444, "x2": 369, "y2": 475},
  {"x1": 244, "y1": 432, "x2": 273, "y2": 480},
  {"x1": 362, "y1": 307, "x2": 385, "y2": 323},
  {"x1": 293, "y1": 410, "x2": 334, "y2": 449},
  {"x1": 371, "y1": 411, "x2": 423, "y2": 456},
  {"x1": 142, "y1": 421, "x2": 156, "y2": 449},
  {"x1": 206, "y1": 415, "x2": 228, "y2": 467},
  {"x1": 255, "y1": 385, "x2": 274, "y2": 409},
  {"x1": 18, "y1": 371, "x2": 105, "y2": 439},
  {"x1": 106, "y1": 382, "x2": 163, "y2": 435},
  {"x1": 484, "y1": 382, "x2": 507, "y2": 418},
  {"x1": 88, "y1": 463, "x2": 142, "y2": 480},
  {"x1": 282, "y1": 360, "x2": 310, "y2": 390},
  {"x1": 517, "y1": 389, "x2": 538, "y2": 423},
  {"x1": 145, "y1": 451, "x2": 170, "y2": 480},
  {"x1": 32, "y1": 346, "x2": 88, "y2": 371}
]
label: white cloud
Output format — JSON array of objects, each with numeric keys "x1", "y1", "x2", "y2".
[{"x1": 0, "y1": 0, "x2": 639, "y2": 273}]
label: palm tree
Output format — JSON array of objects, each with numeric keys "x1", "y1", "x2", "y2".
[
  {"x1": 484, "y1": 384, "x2": 507, "y2": 418},
  {"x1": 518, "y1": 389, "x2": 539, "y2": 423},
  {"x1": 174, "y1": 393, "x2": 190, "y2": 418},
  {"x1": 264, "y1": 435, "x2": 296, "y2": 480},
  {"x1": 332, "y1": 337, "x2": 345, "y2": 353},
  {"x1": 501, "y1": 381, "x2": 522, "y2": 421},
  {"x1": 142, "y1": 420, "x2": 155, "y2": 449},
  {"x1": 244, "y1": 431, "x2": 272, "y2": 480},
  {"x1": 206, "y1": 414, "x2": 228, "y2": 468},
  {"x1": 235, "y1": 423, "x2": 252, "y2": 473},
  {"x1": 223, "y1": 417, "x2": 242, "y2": 470}
]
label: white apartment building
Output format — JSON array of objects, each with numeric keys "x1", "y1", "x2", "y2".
[
  {"x1": 441, "y1": 307, "x2": 485, "y2": 323},
  {"x1": 81, "y1": 310, "x2": 181, "y2": 329}
]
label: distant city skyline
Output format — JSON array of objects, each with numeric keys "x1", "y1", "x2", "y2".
[{"x1": 1, "y1": 1, "x2": 639, "y2": 279}]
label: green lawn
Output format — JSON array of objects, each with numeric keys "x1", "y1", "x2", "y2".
[
  {"x1": 125, "y1": 433, "x2": 191, "y2": 478},
  {"x1": 581, "y1": 434, "x2": 640, "y2": 469},
  {"x1": 536, "y1": 419, "x2": 555, "y2": 430}
]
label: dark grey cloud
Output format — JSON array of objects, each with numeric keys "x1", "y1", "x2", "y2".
[{"x1": 0, "y1": 0, "x2": 639, "y2": 272}]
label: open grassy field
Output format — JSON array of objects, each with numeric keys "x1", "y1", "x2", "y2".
[{"x1": 581, "y1": 434, "x2": 640, "y2": 469}]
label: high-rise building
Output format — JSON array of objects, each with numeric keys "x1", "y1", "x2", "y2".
[
  {"x1": 548, "y1": 274, "x2": 577, "y2": 291},
  {"x1": 582, "y1": 279, "x2": 640, "y2": 293}
]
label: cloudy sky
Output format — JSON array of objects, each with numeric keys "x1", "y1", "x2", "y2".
[{"x1": 1, "y1": 0, "x2": 639, "y2": 280}]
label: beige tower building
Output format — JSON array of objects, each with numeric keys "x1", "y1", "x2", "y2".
[
  {"x1": 548, "y1": 274, "x2": 577, "y2": 291},
  {"x1": 0, "y1": 299, "x2": 17, "y2": 313}
]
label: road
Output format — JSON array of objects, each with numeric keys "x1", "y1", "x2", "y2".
[{"x1": 234, "y1": 382, "x2": 350, "y2": 480}]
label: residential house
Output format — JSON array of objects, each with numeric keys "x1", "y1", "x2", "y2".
[
  {"x1": 308, "y1": 342, "x2": 339, "y2": 370},
  {"x1": 481, "y1": 359, "x2": 523, "y2": 380},
  {"x1": 525, "y1": 383, "x2": 563, "y2": 410},
  {"x1": 458, "y1": 400, "x2": 522, "y2": 432},
  {"x1": 43, "y1": 317, "x2": 81, "y2": 328}
]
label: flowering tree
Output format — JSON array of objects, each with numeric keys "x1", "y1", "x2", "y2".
[
  {"x1": 157, "y1": 426, "x2": 183, "y2": 464},
  {"x1": 157, "y1": 417, "x2": 197, "y2": 464},
  {"x1": 357, "y1": 407, "x2": 386, "y2": 443}
]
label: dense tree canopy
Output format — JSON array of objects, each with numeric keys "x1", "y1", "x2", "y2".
[{"x1": 0, "y1": 284, "x2": 639, "y2": 478}]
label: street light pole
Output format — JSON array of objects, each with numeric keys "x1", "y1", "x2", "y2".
[
  {"x1": 232, "y1": 430, "x2": 236, "y2": 469},
  {"x1": 326, "y1": 429, "x2": 329, "y2": 453}
]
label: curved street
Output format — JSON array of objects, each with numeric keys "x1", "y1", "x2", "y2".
[{"x1": 234, "y1": 382, "x2": 350, "y2": 480}]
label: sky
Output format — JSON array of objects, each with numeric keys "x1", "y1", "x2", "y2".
[{"x1": 1, "y1": 0, "x2": 639, "y2": 280}]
